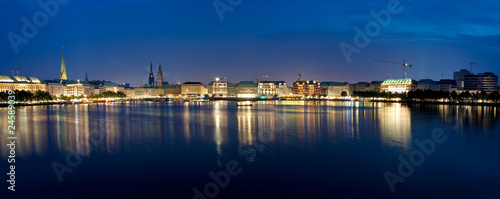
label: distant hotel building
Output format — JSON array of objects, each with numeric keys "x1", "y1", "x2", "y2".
[
  {"x1": 44, "y1": 80, "x2": 65, "y2": 96},
  {"x1": 64, "y1": 80, "x2": 93, "y2": 96},
  {"x1": 463, "y1": 72, "x2": 498, "y2": 92},
  {"x1": 181, "y1": 82, "x2": 207, "y2": 96},
  {"x1": 235, "y1": 81, "x2": 258, "y2": 98},
  {"x1": 208, "y1": 78, "x2": 233, "y2": 97},
  {"x1": 381, "y1": 79, "x2": 416, "y2": 93},
  {"x1": 292, "y1": 74, "x2": 321, "y2": 96},
  {"x1": 320, "y1": 82, "x2": 350, "y2": 97},
  {"x1": 164, "y1": 84, "x2": 181, "y2": 96},
  {"x1": 258, "y1": 81, "x2": 288, "y2": 97},
  {"x1": 128, "y1": 87, "x2": 164, "y2": 97}
]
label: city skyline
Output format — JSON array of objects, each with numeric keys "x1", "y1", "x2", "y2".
[
  {"x1": 6, "y1": 48, "x2": 496, "y2": 89},
  {"x1": 1, "y1": 1, "x2": 500, "y2": 86},
  {"x1": 1, "y1": 2, "x2": 500, "y2": 198}
]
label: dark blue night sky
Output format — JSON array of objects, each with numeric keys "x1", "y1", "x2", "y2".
[{"x1": 1, "y1": 0, "x2": 499, "y2": 86}]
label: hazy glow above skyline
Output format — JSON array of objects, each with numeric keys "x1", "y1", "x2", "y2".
[{"x1": 1, "y1": 0, "x2": 499, "y2": 86}]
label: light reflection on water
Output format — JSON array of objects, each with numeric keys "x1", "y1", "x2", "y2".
[
  {"x1": 0, "y1": 101, "x2": 498, "y2": 159},
  {"x1": 378, "y1": 103, "x2": 412, "y2": 149},
  {"x1": 0, "y1": 100, "x2": 499, "y2": 199}
]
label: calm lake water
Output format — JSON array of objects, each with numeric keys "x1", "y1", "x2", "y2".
[{"x1": 1, "y1": 101, "x2": 499, "y2": 198}]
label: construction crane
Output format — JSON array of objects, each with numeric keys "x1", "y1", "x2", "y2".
[
  {"x1": 454, "y1": 59, "x2": 478, "y2": 73},
  {"x1": 373, "y1": 59, "x2": 413, "y2": 79}
]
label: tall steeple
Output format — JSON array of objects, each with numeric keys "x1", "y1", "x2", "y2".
[
  {"x1": 85, "y1": 72, "x2": 88, "y2": 81},
  {"x1": 148, "y1": 62, "x2": 155, "y2": 86},
  {"x1": 157, "y1": 59, "x2": 163, "y2": 87},
  {"x1": 60, "y1": 46, "x2": 67, "y2": 80}
]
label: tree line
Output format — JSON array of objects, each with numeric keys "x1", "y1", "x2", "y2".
[
  {"x1": 87, "y1": 91, "x2": 127, "y2": 99},
  {"x1": 0, "y1": 90, "x2": 53, "y2": 102},
  {"x1": 0, "y1": 90, "x2": 127, "y2": 102}
]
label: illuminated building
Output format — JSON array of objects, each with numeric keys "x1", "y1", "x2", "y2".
[
  {"x1": 235, "y1": 81, "x2": 258, "y2": 98},
  {"x1": 86, "y1": 80, "x2": 125, "y2": 94},
  {"x1": 368, "y1": 81, "x2": 383, "y2": 91},
  {"x1": 348, "y1": 84, "x2": 356, "y2": 93},
  {"x1": 292, "y1": 74, "x2": 321, "y2": 96},
  {"x1": 43, "y1": 80, "x2": 65, "y2": 96},
  {"x1": 157, "y1": 61, "x2": 163, "y2": 87},
  {"x1": 463, "y1": 72, "x2": 498, "y2": 92},
  {"x1": 381, "y1": 79, "x2": 416, "y2": 93},
  {"x1": 125, "y1": 87, "x2": 164, "y2": 97},
  {"x1": 164, "y1": 84, "x2": 181, "y2": 96},
  {"x1": 105, "y1": 85, "x2": 125, "y2": 93},
  {"x1": 144, "y1": 88, "x2": 164, "y2": 96},
  {"x1": 181, "y1": 82, "x2": 207, "y2": 96},
  {"x1": 0, "y1": 75, "x2": 46, "y2": 93},
  {"x1": 320, "y1": 82, "x2": 351, "y2": 97},
  {"x1": 258, "y1": 81, "x2": 288, "y2": 97},
  {"x1": 227, "y1": 83, "x2": 236, "y2": 97},
  {"x1": 101, "y1": 81, "x2": 125, "y2": 93},
  {"x1": 123, "y1": 88, "x2": 135, "y2": 97},
  {"x1": 46, "y1": 83, "x2": 65, "y2": 96},
  {"x1": 64, "y1": 80, "x2": 93, "y2": 96},
  {"x1": 208, "y1": 78, "x2": 228, "y2": 97},
  {"x1": 355, "y1": 82, "x2": 370, "y2": 91}
]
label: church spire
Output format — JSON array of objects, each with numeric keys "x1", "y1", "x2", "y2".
[
  {"x1": 157, "y1": 58, "x2": 164, "y2": 87},
  {"x1": 148, "y1": 62, "x2": 155, "y2": 86},
  {"x1": 85, "y1": 72, "x2": 88, "y2": 81},
  {"x1": 60, "y1": 46, "x2": 67, "y2": 80}
]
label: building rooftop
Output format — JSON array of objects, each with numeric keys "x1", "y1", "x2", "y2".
[
  {"x1": 260, "y1": 80, "x2": 287, "y2": 84},
  {"x1": 182, "y1": 82, "x2": 205, "y2": 85},
  {"x1": 0, "y1": 76, "x2": 41, "y2": 83},
  {"x1": 293, "y1": 80, "x2": 319, "y2": 85},
  {"x1": 320, "y1": 81, "x2": 347, "y2": 86},
  {"x1": 0, "y1": 75, "x2": 14, "y2": 83},
  {"x1": 382, "y1": 78, "x2": 414, "y2": 85},
  {"x1": 163, "y1": 84, "x2": 180, "y2": 88},
  {"x1": 465, "y1": 72, "x2": 498, "y2": 77},
  {"x1": 236, "y1": 81, "x2": 257, "y2": 86},
  {"x1": 66, "y1": 80, "x2": 90, "y2": 85}
]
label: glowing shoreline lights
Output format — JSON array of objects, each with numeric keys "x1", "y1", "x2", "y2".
[{"x1": 381, "y1": 78, "x2": 415, "y2": 93}]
